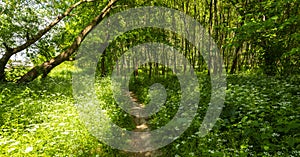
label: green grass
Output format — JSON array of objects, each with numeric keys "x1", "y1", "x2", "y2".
[
  {"x1": 0, "y1": 63, "x2": 299, "y2": 156},
  {"x1": 129, "y1": 72, "x2": 300, "y2": 156},
  {"x1": 0, "y1": 63, "x2": 123, "y2": 156}
]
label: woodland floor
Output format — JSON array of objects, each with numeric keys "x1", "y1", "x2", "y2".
[
  {"x1": 0, "y1": 68, "x2": 299, "y2": 156},
  {"x1": 121, "y1": 91, "x2": 163, "y2": 157}
]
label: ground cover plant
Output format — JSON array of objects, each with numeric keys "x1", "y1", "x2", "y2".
[
  {"x1": 129, "y1": 71, "x2": 300, "y2": 156},
  {"x1": 1, "y1": 63, "x2": 299, "y2": 156}
]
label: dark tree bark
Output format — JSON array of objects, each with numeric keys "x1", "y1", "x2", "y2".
[
  {"x1": 230, "y1": 46, "x2": 241, "y2": 74},
  {"x1": 0, "y1": 47, "x2": 13, "y2": 81},
  {"x1": 18, "y1": 0, "x2": 118, "y2": 83}
]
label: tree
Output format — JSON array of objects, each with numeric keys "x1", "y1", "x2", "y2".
[
  {"x1": 228, "y1": 0, "x2": 300, "y2": 75},
  {"x1": 18, "y1": 0, "x2": 118, "y2": 82},
  {"x1": 1, "y1": 0, "x2": 299, "y2": 82},
  {"x1": 0, "y1": 0, "x2": 96, "y2": 81}
]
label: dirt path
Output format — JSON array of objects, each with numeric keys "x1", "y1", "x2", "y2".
[{"x1": 121, "y1": 91, "x2": 162, "y2": 157}]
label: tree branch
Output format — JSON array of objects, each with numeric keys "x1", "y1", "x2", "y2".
[
  {"x1": 2, "y1": 43, "x2": 13, "y2": 52},
  {"x1": 17, "y1": 0, "x2": 118, "y2": 83},
  {"x1": 12, "y1": 0, "x2": 95, "y2": 55}
]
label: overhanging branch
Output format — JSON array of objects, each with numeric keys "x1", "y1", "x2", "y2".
[{"x1": 12, "y1": 0, "x2": 96, "y2": 54}]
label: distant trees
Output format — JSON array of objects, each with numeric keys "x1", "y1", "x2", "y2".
[
  {"x1": 100, "y1": 0, "x2": 299, "y2": 78},
  {"x1": 0, "y1": 0, "x2": 299, "y2": 82},
  {"x1": 229, "y1": 0, "x2": 300, "y2": 76}
]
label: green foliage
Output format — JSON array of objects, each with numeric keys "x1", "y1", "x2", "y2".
[
  {"x1": 95, "y1": 77, "x2": 136, "y2": 130},
  {"x1": 129, "y1": 71, "x2": 300, "y2": 156},
  {"x1": 1, "y1": 62, "x2": 299, "y2": 156},
  {"x1": 0, "y1": 63, "x2": 122, "y2": 156},
  {"x1": 129, "y1": 71, "x2": 182, "y2": 129},
  {"x1": 4, "y1": 66, "x2": 29, "y2": 82},
  {"x1": 0, "y1": 0, "x2": 299, "y2": 156},
  {"x1": 232, "y1": 0, "x2": 300, "y2": 75}
]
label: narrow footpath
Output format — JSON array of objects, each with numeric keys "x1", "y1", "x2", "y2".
[{"x1": 121, "y1": 91, "x2": 162, "y2": 157}]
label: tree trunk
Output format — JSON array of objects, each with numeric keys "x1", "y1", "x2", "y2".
[
  {"x1": 101, "y1": 50, "x2": 107, "y2": 77},
  {"x1": 263, "y1": 45, "x2": 279, "y2": 76},
  {"x1": 17, "y1": 0, "x2": 117, "y2": 83},
  {"x1": 0, "y1": 51, "x2": 13, "y2": 81},
  {"x1": 230, "y1": 46, "x2": 241, "y2": 74}
]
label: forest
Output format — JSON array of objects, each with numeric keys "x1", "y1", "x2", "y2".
[{"x1": 0, "y1": 0, "x2": 299, "y2": 156}]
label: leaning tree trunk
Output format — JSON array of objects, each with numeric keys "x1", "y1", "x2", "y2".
[
  {"x1": 18, "y1": 0, "x2": 118, "y2": 83},
  {"x1": 0, "y1": 49, "x2": 13, "y2": 81},
  {"x1": 0, "y1": 0, "x2": 95, "y2": 82}
]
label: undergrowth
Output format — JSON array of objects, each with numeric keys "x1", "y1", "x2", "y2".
[{"x1": 0, "y1": 63, "x2": 299, "y2": 156}]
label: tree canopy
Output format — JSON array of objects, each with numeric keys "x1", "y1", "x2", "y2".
[{"x1": 0, "y1": 0, "x2": 299, "y2": 82}]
